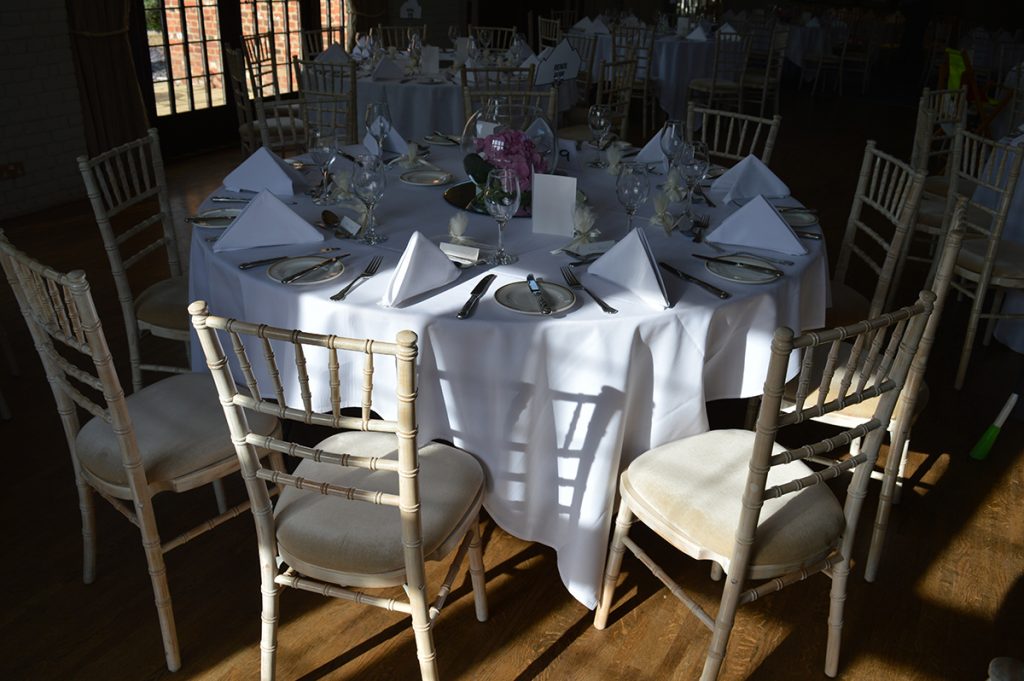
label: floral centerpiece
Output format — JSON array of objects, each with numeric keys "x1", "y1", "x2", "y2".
[{"x1": 461, "y1": 100, "x2": 557, "y2": 214}]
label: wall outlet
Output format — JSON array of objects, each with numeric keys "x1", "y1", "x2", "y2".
[{"x1": 0, "y1": 162, "x2": 25, "y2": 180}]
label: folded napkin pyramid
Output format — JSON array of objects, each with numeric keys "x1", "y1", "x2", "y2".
[
  {"x1": 589, "y1": 227, "x2": 669, "y2": 309},
  {"x1": 372, "y1": 57, "x2": 404, "y2": 80},
  {"x1": 572, "y1": 17, "x2": 593, "y2": 32},
  {"x1": 635, "y1": 129, "x2": 667, "y2": 164},
  {"x1": 710, "y1": 154, "x2": 789, "y2": 205},
  {"x1": 362, "y1": 117, "x2": 410, "y2": 155},
  {"x1": 590, "y1": 18, "x2": 611, "y2": 35},
  {"x1": 687, "y1": 26, "x2": 708, "y2": 42},
  {"x1": 380, "y1": 231, "x2": 460, "y2": 307},
  {"x1": 707, "y1": 195, "x2": 807, "y2": 255},
  {"x1": 223, "y1": 147, "x2": 307, "y2": 196},
  {"x1": 315, "y1": 43, "x2": 350, "y2": 63},
  {"x1": 806, "y1": 17, "x2": 821, "y2": 28},
  {"x1": 212, "y1": 190, "x2": 324, "y2": 252},
  {"x1": 718, "y1": 22, "x2": 737, "y2": 34}
]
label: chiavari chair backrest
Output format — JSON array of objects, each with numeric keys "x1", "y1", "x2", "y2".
[
  {"x1": 565, "y1": 32, "x2": 597, "y2": 101},
  {"x1": 460, "y1": 65, "x2": 537, "y2": 119},
  {"x1": 552, "y1": 9, "x2": 577, "y2": 31},
  {"x1": 612, "y1": 24, "x2": 655, "y2": 84},
  {"x1": 300, "y1": 26, "x2": 344, "y2": 60},
  {"x1": 538, "y1": 16, "x2": 561, "y2": 50},
  {"x1": 376, "y1": 24, "x2": 427, "y2": 49},
  {"x1": 833, "y1": 141, "x2": 926, "y2": 318},
  {"x1": 294, "y1": 57, "x2": 358, "y2": 146},
  {"x1": 242, "y1": 33, "x2": 305, "y2": 154},
  {"x1": 686, "y1": 103, "x2": 781, "y2": 166},
  {"x1": 469, "y1": 25, "x2": 516, "y2": 52},
  {"x1": 595, "y1": 58, "x2": 637, "y2": 139},
  {"x1": 225, "y1": 46, "x2": 258, "y2": 155},
  {"x1": 911, "y1": 87, "x2": 967, "y2": 176},
  {"x1": 462, "y1": 88, "x2": 558, "y2": 125}
]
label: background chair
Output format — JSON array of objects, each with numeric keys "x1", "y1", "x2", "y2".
[
  {"x1": 743, "y1": 24, "x2": 790, "y2": 117},
  {"x1": 559, "y1": 59, "x2": 637, "y2": 143},
  {"x1": 688, "y1": 31, "x2": 750, "y2": 111},
  {"x1": 225, "y1": 46, "x2": 260, "y2": 156},
  {"x1": 0, "y1": 234, "x2": 281, "y2": 672},
  {"x1": 300, "y1": 26, "x2": 344, "y2": 60},
  {"x1": 686, "y1": 103, "x2": 781, "y2": 167},
  {"x1": 460, "y1": 65, "x2": 537, "y2": 120},
  {"x1": 293, "y1": 57, "x2": 358, "y2": 146},
  {"x1": 189, "y1": 302, "x2": 488, "y2": 681},
  {"x1": 537, "y1": 16, "x2": 562, "y2": 51},
  {"x1": 612, "y1": 24, "x2": 657, "y2": 137},
  {"x1": 594, "y1": 290, "x2": 935, "y2": 680},
  {"x1": 76, "y1": 128, "x2": 189, "y2": 392},
  {"x1": 828, "y1": 140, "x2": 926, "y2": 328},
  {"x1": 376, "y1": 24, "x2": 427, "y2": 49},
  {"x1": 462, "y1": 87, "x2": 558, "y2": 126},
  {"x1": 911, "y1": 87, "x2": 968, "y2": 200},
  {"x1": 564, "y1": 32, "x2": 598, "y2": 107},
  {"x1": 242, "y1": 33, "x2": 306, "y2": 155},
  {"x1": 469, "y1": 25, "x2": 517, "y2": 55}
]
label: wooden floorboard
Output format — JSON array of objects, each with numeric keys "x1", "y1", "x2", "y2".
[{"x1": 0, "y1": 85, "x2": 1021, "y2": 680}]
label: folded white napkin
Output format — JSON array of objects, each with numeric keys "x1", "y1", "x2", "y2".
[
  {"x1": 718, "y1": 22, "x2": 737, "y2": 34},
  {"x1": 707, "y1": 195, "x2": 807, "y2": 255},
  {"x1": 212, "y1": 189, "x2": 324, "y2": 252},
  {"x1": 572, "y1": 17, "x2": 593, "y2": 32},
  {"x1": 590, "y1": 18, "x2": 611, "y2": 35},
  {"x1": 420, "y1": 45, "x2": 440, "y2": 74},
  {"x1": 710, "y1": 154, "x2": 789, "y2": 205},
  {"x1": 223, "y1": 147, "x2": 307, "y2": 195},
  {"x1": 352, "y1": 37, "x2": 372, "y2": 61},
  {"x1": 634, "y1": 130, "x2": 667, "y2": 165},
  {"x1": 380, "y1": 231, "x2": 460, "y2": 307},
  {"x1": 806, "y1": 17, "x2": 821, "y2": 28},
  {"x1": 315, "y1": 43, "x2": 350, "y2": 63},
  {"x1": 687, "y1": 26, "x2": 708, "y2": 42},
  {"x1": 362, "y1": 118, "x2": 409, "y2": 155},
  {"x1": 589, "y1": 227, "x2": 669, "y2": 309},
  {"x1": 372, "y1": 57, "x2": 404, "y2": 80}
]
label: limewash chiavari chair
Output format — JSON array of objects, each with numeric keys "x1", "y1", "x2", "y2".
[
  {"x1": 462, "y1": 88, "x2": 558, "y2": 126},
  {"x1": 242, "y1": 33, "x2": 306, "y2": 155},
  {"x1": 76, "y1": 128, "x2": 189, "y2": 392},
  {"x1": 376, "y1": 24, "x2": 427, "y2": 49},
  {"x1": 293, "y1": 57, "x2": 359, "y2": 146},
  {"x1": 686, "y1": 103, "x2": 781, "y2": 167},
  {"x1": 189, "y1": 302, "x2": 488, "y2": 681},
  {"x1": 612, "y1": 24, "x2": 657, "y2": 137},
  {"x1": 565, "y1": 32, "x2": 598, "y2": 105},
  {"x1": 557, "y1": 58, "x2": 637, "y2": 144},
  {"x1": 538, "y1": 16, "x2": 562, "y2": 51},
  {"x1": 0, "y1": 234, "x2": 282, "y2": 672},
  {"x1": 828, "y1": 140, "x2": 926, "y2": 328},
  {"x1": 594, "y1": 289, "x2": 935, "y2": 681},
  {"x1": 743, "y1": 24, "x2": 790, "y2": 117},
  {"x1": 300, "y1": 26, "x2": 343, "y2": 60},
  {"x1": 552, "y1": 9, "x2": 577, "y2": 31},
  {"x1": 939, "y1": 130, "x2": 1024, "y2": 390},
  {"x1": 911, "y1": 87, "x2": 968, "y2": 201},
  {"x1": 460, "y1": 65, "x2": 539, "y2": 120},
  {"x1": 225, "y1": 46, "x2": 260, "y2": 156},
  {"x1": 688, "y1": 30, "x2": 751, "y2": 111},
  {"x1": 469, "y1": 25, "x2": 517, "y2": 53}
]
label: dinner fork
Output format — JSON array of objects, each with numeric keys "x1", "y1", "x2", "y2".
[
  {"x1": 560, "y1": 266, "x2": 617, "y2": 314},
  {"x1": 330, "y1": 255, "x2": 383, "y2": 301}
]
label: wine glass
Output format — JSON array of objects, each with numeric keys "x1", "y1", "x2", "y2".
[
  {"x1": 678, "y1": 142, "x2": 710, "y2": 234},
  {"x1": 308, "y1": 129, "x2": 333, "y2": 205},
  {"x1": 364, "y1": 100, "x2": 391, "y2": 158},
  {"x1": 659, "y1": 119, "x2": 686, "y2": 172},
  {"x1": 616, "y1": 163, "x2": 650, "y2": 231},
  {"x1": 448, "y1": 25, "x2": 459, "y2": 49},
  {"x1": 478, "y1": 28, "x2": 493, "y2": 53},
  {"x1": 482, "y1": 168, "x2": 521, "y2": 265},
  {"x1": 587, "y1": 104, "x2": 612, "y2": 167},
  {"x1": 351, "y1": 154, "x2": 388, "y2": 244}
]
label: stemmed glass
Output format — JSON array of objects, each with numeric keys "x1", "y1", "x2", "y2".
[
  {"x1": 678, "y1": 142, "x2": 710, "y2": 234},
  {"x1": 482, "y1": 168, "x2": 521, "y2": 265},
  {"x1": 448, "y1": 25, "x2": 459, "y2": 49},
  {"x1": 587, "y1": 104, "x2": 612, "y2": 167},
  {"x1": 351, "y1": 154, "x2": 388, "y2": 244},
  {"x1": 659, "y1": 119, "x2": 686, "y2": 171},
  {"x1": 308, "y1": 129, "x2": 334, "y2": 205},
  {"x1": 616, "y1": 163, "x2": 650, "y2": 231},
  {"x1": 478, "y1": 28, "x2": 493, "y2": 53},
  {"x1": 364, "y1": 100, "x2": 391, "y2": 158}
]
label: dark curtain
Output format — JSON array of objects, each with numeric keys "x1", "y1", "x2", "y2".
[{"x1": 67, "y1": 0, "x2": 150, "y2": 156}]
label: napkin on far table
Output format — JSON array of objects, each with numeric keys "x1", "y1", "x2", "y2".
[
  {"x1": 223, "y1": 147, "x2": 308, "y2": 196},
  {"x1": 590, "y1": 18, "x2": 611, "y2": 35},
  {"x1": 315, "y1": 43, "x2": 350, "y2": 63},
  {"x1": 572, "y1": 17, "x2": 593, "y2": 32},
  {"x1": 634, "y1": 129, "x2": 667, "y2": 165},
  {"x1": 687, "y1": 25, "x2": 708, "y2": 42},
  {"x1": 706, "y1": 194, "x2": 807, "y2": 255},
  {"x1": 212, "y1": 189, "x2": 325, "y2": 252},
  {"x1": 588, "y1": 227, "x2": 669, "y2": 309},
  {"x1": 380, "y1": 231, "x2": 460, "y2": 307},
  {"x1": 709, "y1": 154, "x2": 790, "y2": 205},
  {"x1": 372, "y1": 57, "x2": 404, "y2": 81},
  {"x1": 362, "y1": 118, "x2": 410, "y2": 156}
]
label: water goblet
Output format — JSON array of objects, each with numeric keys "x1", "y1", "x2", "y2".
[
  {"x1": 308, "y1": 129, "x2": 333, "y2": 205},
  {"x1": 616, "y1": 163, "x2": 650, "y2": 231},
  {"x1": 482, "y1": 168, "x2": 521, "y2": 265},
  {"x1": 659, "y1": 119, "x2": 686, "y2": 172},
  {"x1": 351, "y1": 154, "x2": 388, "y2": 244},
  {"x1": 364, "y1": 100, "x2": 392, "y2": 158},
  {"x1": 679, "y1": 142, "x2": 710, "y2": 234},
  {"x1": 587, "y1": 105, "x2": 612, "y2": 167},
  {"x1": 448, "y1": 25, "x2": 459, "y2": 49}
]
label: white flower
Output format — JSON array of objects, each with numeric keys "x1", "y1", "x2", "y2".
[{"x1": 449, "y1": 212, "x2": 469, "y2": 239}]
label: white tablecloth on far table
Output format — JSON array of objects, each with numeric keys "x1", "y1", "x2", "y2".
[{"x1": 187, "y1": 145, "x2": 828, "y2": 608}]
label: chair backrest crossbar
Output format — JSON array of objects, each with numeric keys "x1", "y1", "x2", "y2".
[
  {"x1": 595, "y1": 58, "x2": 637, "y2": 139},
  {"x1": 686, "y1": 103, "x2": 781, "y2": 165},
  {"x1": 294, "y1": 57, "x2": 358, "y2": 146}
]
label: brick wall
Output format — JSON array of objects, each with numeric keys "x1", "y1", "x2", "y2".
[{"x1": 0, "y1": 1, "x2": 88, "y2": 220}]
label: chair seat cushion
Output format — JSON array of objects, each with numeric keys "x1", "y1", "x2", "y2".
[
  {"x1": 274, "y1": 431, "x2": 485, "y2": 586},
  {"x1": 77, "y1": 373, "x2": 278, "y2": 489},
  {"x1": 917, "y1": 196, "x2": 990, "y2": 229},
  {"x1": 923, "y1": 174, "x2": 949, "y2": 199},
  {"x1": 957, "y1": 238, "x2": 1024, "y2": 281},
  {"x1": 823, "y1": 280, "x2": 870, "y2": 329},
  {"x1": 622, "y1": 429, "x2": 845, "y2": 577},
  {"x1": 135, "y1": 276, "x2": 189, "y2": 333}
]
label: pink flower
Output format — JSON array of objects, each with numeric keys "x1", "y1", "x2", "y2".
[{"x1": 474, "y1": 129, "x2": 548, "y2": 191}]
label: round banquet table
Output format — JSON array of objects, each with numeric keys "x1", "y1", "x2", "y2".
[{"x1": 187, "y1": 144, "x2": 829, "y2": 608}]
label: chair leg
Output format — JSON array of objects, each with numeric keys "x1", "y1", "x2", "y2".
[
  {"x1": 138, "y1": 509, "x2": 181, "y2": 672},
  {"x1": 213, "y1": 479, "x2": 228, "y2": 514},
  {"x1": 467, "y1": 516, "x2": 489, "y2": 622},
  {"x1": 701, "y1": 573, "x2": 745, "y2": 681},
  {"x1": 865, "y1": 425, "x2": 912, "y2": 582},
  {"x1": 409, "y1": 586, "x2": 440, "y2": 681},
  {"x1": 78, "y1": 475, "x2": 98, "y2": 584},
  {"x1": 955, "y1": 289, "x2": 987, "y2": 389},
  {"x1": 709, "y1": 561, "x2": 724, "y2": 581},
  {"x1": 824, "y1": 557, "x2": 851, "y2": 677},
  {"x1": 594, "y1": 499, "x2": 635, "y2": 630},
  {"x1": 983, "y1": 289, "x2": 1005, "y2": 346},
  {"x1": 260, "y1": 572, "x2": 281, "y2": 681}
]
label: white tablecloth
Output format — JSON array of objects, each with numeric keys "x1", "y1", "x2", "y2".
[{"x1": 188, "y1": 146, "x2": 828, "y2": 607}]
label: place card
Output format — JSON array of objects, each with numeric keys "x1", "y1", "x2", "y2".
[
  {"x1": 420, "y1": 45, "x2": 439, "y2": 75},
  {"x1": 455, "y1": 37, "x2": 470, "y2": 62},
  {"x1": 338, "y1": 215, "x2": 361, "y2": 236},
  {"x1": 440, "y1": 241, "x2": 481, "y2": 263},
  {"x1": 531, "y1": 173, "x2": 577, "y2": 237}
]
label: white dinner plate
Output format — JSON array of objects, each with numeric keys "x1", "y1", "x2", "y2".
[
  {"x1": 704, "y1": 254, "x2": 780, "y2": 284},
  {"x1": 494, "y1": 281, "x2": 576, "y2": 315},
  {"x1": 706, "y1": 164, "x2": 727, "y2": 179},
  {"x1": 267, "y1": 256, "x2": 345, "y2": 285},
  {"x1": 424, "y1": 133, "x2": 458, "y2": 146},
  {"x1": 190, "y1": 208, "x2": 242, "y2": 228},
  {"x1": 400, "y1": 169, "x2": 454, "y2": 186},
  {"x1": 781, "y1": 210, "x2": 819, "y2": 227}
]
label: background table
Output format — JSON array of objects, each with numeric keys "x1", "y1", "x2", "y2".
[{"x1": 188, "y1": 145, "x2": 828, "y2": 607}]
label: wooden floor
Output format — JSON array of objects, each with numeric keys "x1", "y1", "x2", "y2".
[{"x1": 1, "y1": 83, "x2": 1022, "y2": 680}]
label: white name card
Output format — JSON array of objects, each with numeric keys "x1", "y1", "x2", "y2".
[{"x1": 531, "y1": 173, "x2": 577, "y2": 236}]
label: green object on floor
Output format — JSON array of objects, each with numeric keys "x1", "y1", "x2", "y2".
[{"x1": 970, "y1": 393, "x2": 1019, "y2": 460}]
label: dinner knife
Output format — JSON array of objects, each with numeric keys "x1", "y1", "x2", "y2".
[
  {"x1": 280, "y1": 255, "x2": 343, "y2": 284},
  {"x1": 690, "y1": 254, "x2": 783, "y2": 277},
  {"x1": 526, "y1": 274, "x2": 552, "y2": 315},
  {"x1": 658, "y1": 261, "x2": 732, "y2": 299},
  {"x1": 457, "y1": 274, "x2": 497, "y2": 319},
  {"x1": 695, "y1": 186, "x2": 717, "y2": 208},
  {"x1": 795, "y1": 230, "x2": 822, "y2": 240},
  {"x1": 238, "y1": 249, "x2": 347, "y2": 270}
]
